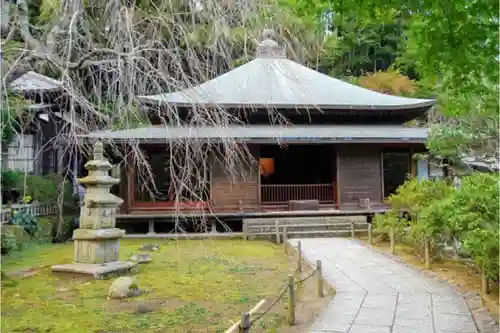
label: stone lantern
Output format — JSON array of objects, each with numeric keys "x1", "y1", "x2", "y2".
[{"x1": 52, "y1": 141, "x2": 136, "y2": 278}]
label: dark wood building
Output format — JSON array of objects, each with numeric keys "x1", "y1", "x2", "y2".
[
  {"x1": 84, "y1": 30, "x2": 436, "y2": 218},
  {"x1": 2, "y1": 71, "x2": 88, "y2": 204}
]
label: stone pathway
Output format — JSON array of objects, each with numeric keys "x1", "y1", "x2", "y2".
[{"x1": 288, "y1": 238, "x2": 479, "y2": 333}]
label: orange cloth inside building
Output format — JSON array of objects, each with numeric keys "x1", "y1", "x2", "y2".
[{"x1": 260, "y1": 158, "x2": 275, "y2": 177}]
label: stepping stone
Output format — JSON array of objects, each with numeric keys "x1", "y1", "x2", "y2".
[
  {"x1": 139, "y1": 244, "x2": 160, "y2": 252},
  {"x1": 129, "y1": 253, "x2": 153, "y2": 264}
]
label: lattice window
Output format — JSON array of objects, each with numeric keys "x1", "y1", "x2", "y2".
[{"x1": 6, "y1": 134, "x2": 35, "y2": 172}]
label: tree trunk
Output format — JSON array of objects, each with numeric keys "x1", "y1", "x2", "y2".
[{"x1": 54, "y1": 171, "x2": 66, "y2": 242}]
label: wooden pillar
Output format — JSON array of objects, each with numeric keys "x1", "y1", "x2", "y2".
[
  {"x1": 410, "y1": 147, "x2": 416, "y2": 178},
  {"x1": 147, "y1": 220, "x2": 155, "y2": 235},
  {"x1": 125, "y1": 159, "x2": 134, "y2": 214}
]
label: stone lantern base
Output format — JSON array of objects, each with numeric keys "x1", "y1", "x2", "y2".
[
  {"x1": 51, "y1": 228, "x2": 136, "y2": 279},
  {"x1": 51, "y1": 261, "x2": 137, "y2": 279}
]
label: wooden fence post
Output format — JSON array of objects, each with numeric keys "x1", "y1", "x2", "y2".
[
  {"x1": 297, "y1": 241, "x2": 302, "y2": 273},
  {"x1": 316, "y1": 260, "x2": 324, "y2": 297},
  {"x1": 242, "y1": 221, "x2": 248, "y2": 241},
  {"x1": 240, "y1": 313, "x2": 250, "y2": 333},
  {"x1": 481, "y1": 262, "x2": 489, "y2": 295},
  {"x1": 389, "y1": 228, "x2": 395, "y2": 255},
  {"x1": 350, "y1": 221, "x2": 355, "y2": 237},
  {"x1": 7, "y1": 201, "x2": 13, "y2": 221},
  {"x1": 283, "y1": 226, "x2": 288, "y2": 254},
  {"x1": 275, "y1": 220, "x2": 280, "y2": 244},
  {"x1": 424, "y1": 238, "x2": 431, "y2": 269},
  {"x1": 368, "y1": 223, "x2": 373, "y2": 245},
  {"x1": 287, "y1": 274, "x2": 295, "y2": 326}
]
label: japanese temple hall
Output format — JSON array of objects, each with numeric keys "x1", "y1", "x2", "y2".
[{"x1": 84, "y1": 29, "x2": 436, "y2": 218}]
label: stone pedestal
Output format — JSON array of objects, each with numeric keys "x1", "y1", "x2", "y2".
[{"x1": 52, "y1": 141, "x2": 136, "y2": 279}]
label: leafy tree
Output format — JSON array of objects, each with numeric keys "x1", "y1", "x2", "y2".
[
  {"x1": 336, "y1": 0, "x2": 499, "y2": 165},
  {"x1": 355, "y1": 69, "x2": 417, "y2": 96},
  {"x1": 278, "y1": 0, "x2": 409, "y2": 77}
]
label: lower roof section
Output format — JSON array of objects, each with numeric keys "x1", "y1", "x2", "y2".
[{"x1": 81, "y1": 124, "x2": 429, "y2": 144}]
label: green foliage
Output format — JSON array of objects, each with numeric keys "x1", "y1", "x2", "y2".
[
  {"x1": 387, "y1": 178, "x2": 453, "y2": 218},
  {"x1": 422, "y1": 173, "x2": 499, "y2": 280},
  {"x1": 1, "y1": 172, "x2": 74, "y2": 205},
  {"x1": 0, "y1": 225, "x2": 31, "y2": 254},
  {"x1": 372, "y1": 210, "x2": 405, "y2": 239},
  {"x1": 0, "y1": 92, "x2": 30, "y2": 146},
  {"x1": 381, "y1": 174, "x2": 499, "y2": 283},
  {"x1": 1, "y1": 230, "x2": 19, "y2": 254},
  {"x1": 12, "y1": 212, "x2": 39, "y2": 237},
  {"x1": 337, "y1": 0, "x2": 499, "y2": 162},
  {"x1": 1, "y1": 170, "x2": 21, "y2": 189},
  {"x1": 375, "y1": 178, "x2": 454, "y2": 254}
]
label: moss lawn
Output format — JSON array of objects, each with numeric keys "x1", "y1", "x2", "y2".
[{"x1": 1, "y1": 239, "x2": 293, "y2": 333}]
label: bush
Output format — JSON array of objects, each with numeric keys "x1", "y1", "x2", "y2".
[
  {"x1": 1, "y1": 171, "x2": 75, "y2": 206},
  {"x1": 381, "y1": 173, "x2": 499, "y2": 285},
  {"x1": 424, "y1": 173, "x2": 499, "y2": 280},
  {"x1": 36, "y1": 218, "x2": 54, "y2": 243},
  {"x1": 12, "y1": 212, "x2": 39, "y2": 237},
  {"x1": 39, "y1": 215, "x2": 79, "y2": 243},
  {"x1": 380, "y1": 178, "x2": 454, "y2": 257},
  {"x1": 0, "y1": 225, "x2": 30, "y2": 254},
  {"x1": 1, "y1": 230, "x2": 18, "y2": 254}
]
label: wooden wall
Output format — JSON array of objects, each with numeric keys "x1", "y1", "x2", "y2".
[
  {"x1": 209, "y1": 144, "x2": 260, "y2": 209},
  {"x1": 336, "y1": 145, "x2": 383, "y2": 206}
]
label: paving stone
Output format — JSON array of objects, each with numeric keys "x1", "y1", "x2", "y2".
[
  {"x1": 398, "y1": 293, "x2": 432, "y2": 307},
  {"x1": 349, "y1": 324, "x2": 391, "y2": 333},
  {"x1": 361, "y1": 294, "x2": 397, "y2": 308},
  {"x1": 433, "y1": 300, "x2": 471, "y2": 315},
  {"x1": 393, "y1": 316, "x2": 434, "y2": 329},
  {"x1": 434, "y1": 313, "x2": 478, "y2": 332},
  {"x1": 354, "y1": 307, "x2": 394, "y2": 326},
  {"x1": 395, "y1": 304, "x2": 433, "y2": 319},
  {"x1": 392, "y1": 326, "x2": 435, "y2": 333}
]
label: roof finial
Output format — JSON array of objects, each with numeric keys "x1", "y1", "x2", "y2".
[
  {"x1": 262, "y1": 28, "x2": 275, "y2": 41},
  {"x1": 256, "y1": 27, "x2": 286, "y2": 59},
  {"x1": 93, "y1": 140, "x2": 104, "y2": 161}
]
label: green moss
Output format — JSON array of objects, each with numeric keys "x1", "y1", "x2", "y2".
[{"x1": 1, "y1": 239, "x2": 291, "y2": 333}]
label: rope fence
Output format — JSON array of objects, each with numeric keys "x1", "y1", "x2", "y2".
[{"x1": 225, "y1": 240, "x2": 326, "y2": 333}]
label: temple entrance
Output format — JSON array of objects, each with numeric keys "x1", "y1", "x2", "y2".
[
  {"x1": 133, "y1": 144, "x2": 210, "y2": 207},
  {"x1": 259, "y1": 144, "x2": 336, "y2": 204},
  {"x1": 382, "y1": 148, "x2": 411, "y2": 197}
]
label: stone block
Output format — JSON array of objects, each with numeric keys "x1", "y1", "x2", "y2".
[
  {"x1": 74, "y1": 238, "x2": 120, "y2": 264},
  {"x1": 52, "y1": 261, "x2": 136, "y2": 279},
  {"x1": 73, "y1": 228, "x2": 124, "y2": 240}
]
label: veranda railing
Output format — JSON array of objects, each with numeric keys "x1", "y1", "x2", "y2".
[{"x1": 260, "y1": 183, "x2": 335, "y2": 204}]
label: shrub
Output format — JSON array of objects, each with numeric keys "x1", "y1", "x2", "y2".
[
  {"x1": 1, "y1": 170, "x2": 21, "y2": 189},
  {"x1": 1, "y1": 172, "x2": 75, "y2": 206},
  {"x1": 424, "y1": 173, "x2": 499, "y2": 280},
  {"x1": 1, "y1": 230, "x2": 18, "y2": 254},
  {"x1": 382, "y1": 173, "x2": 499, "y2": 285},
  {"x1": 0, "y1": 225, "x2": 30, "y2": 254},
  {"x1": 385, "y1": 178, "x2": 454, "y2": 257},
  {"x1": 372, "y1": 210, "x2": 406, "y2": 241},
  {"x1": 12, "y1": 212, "x2": 39, "y2": 237}
]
